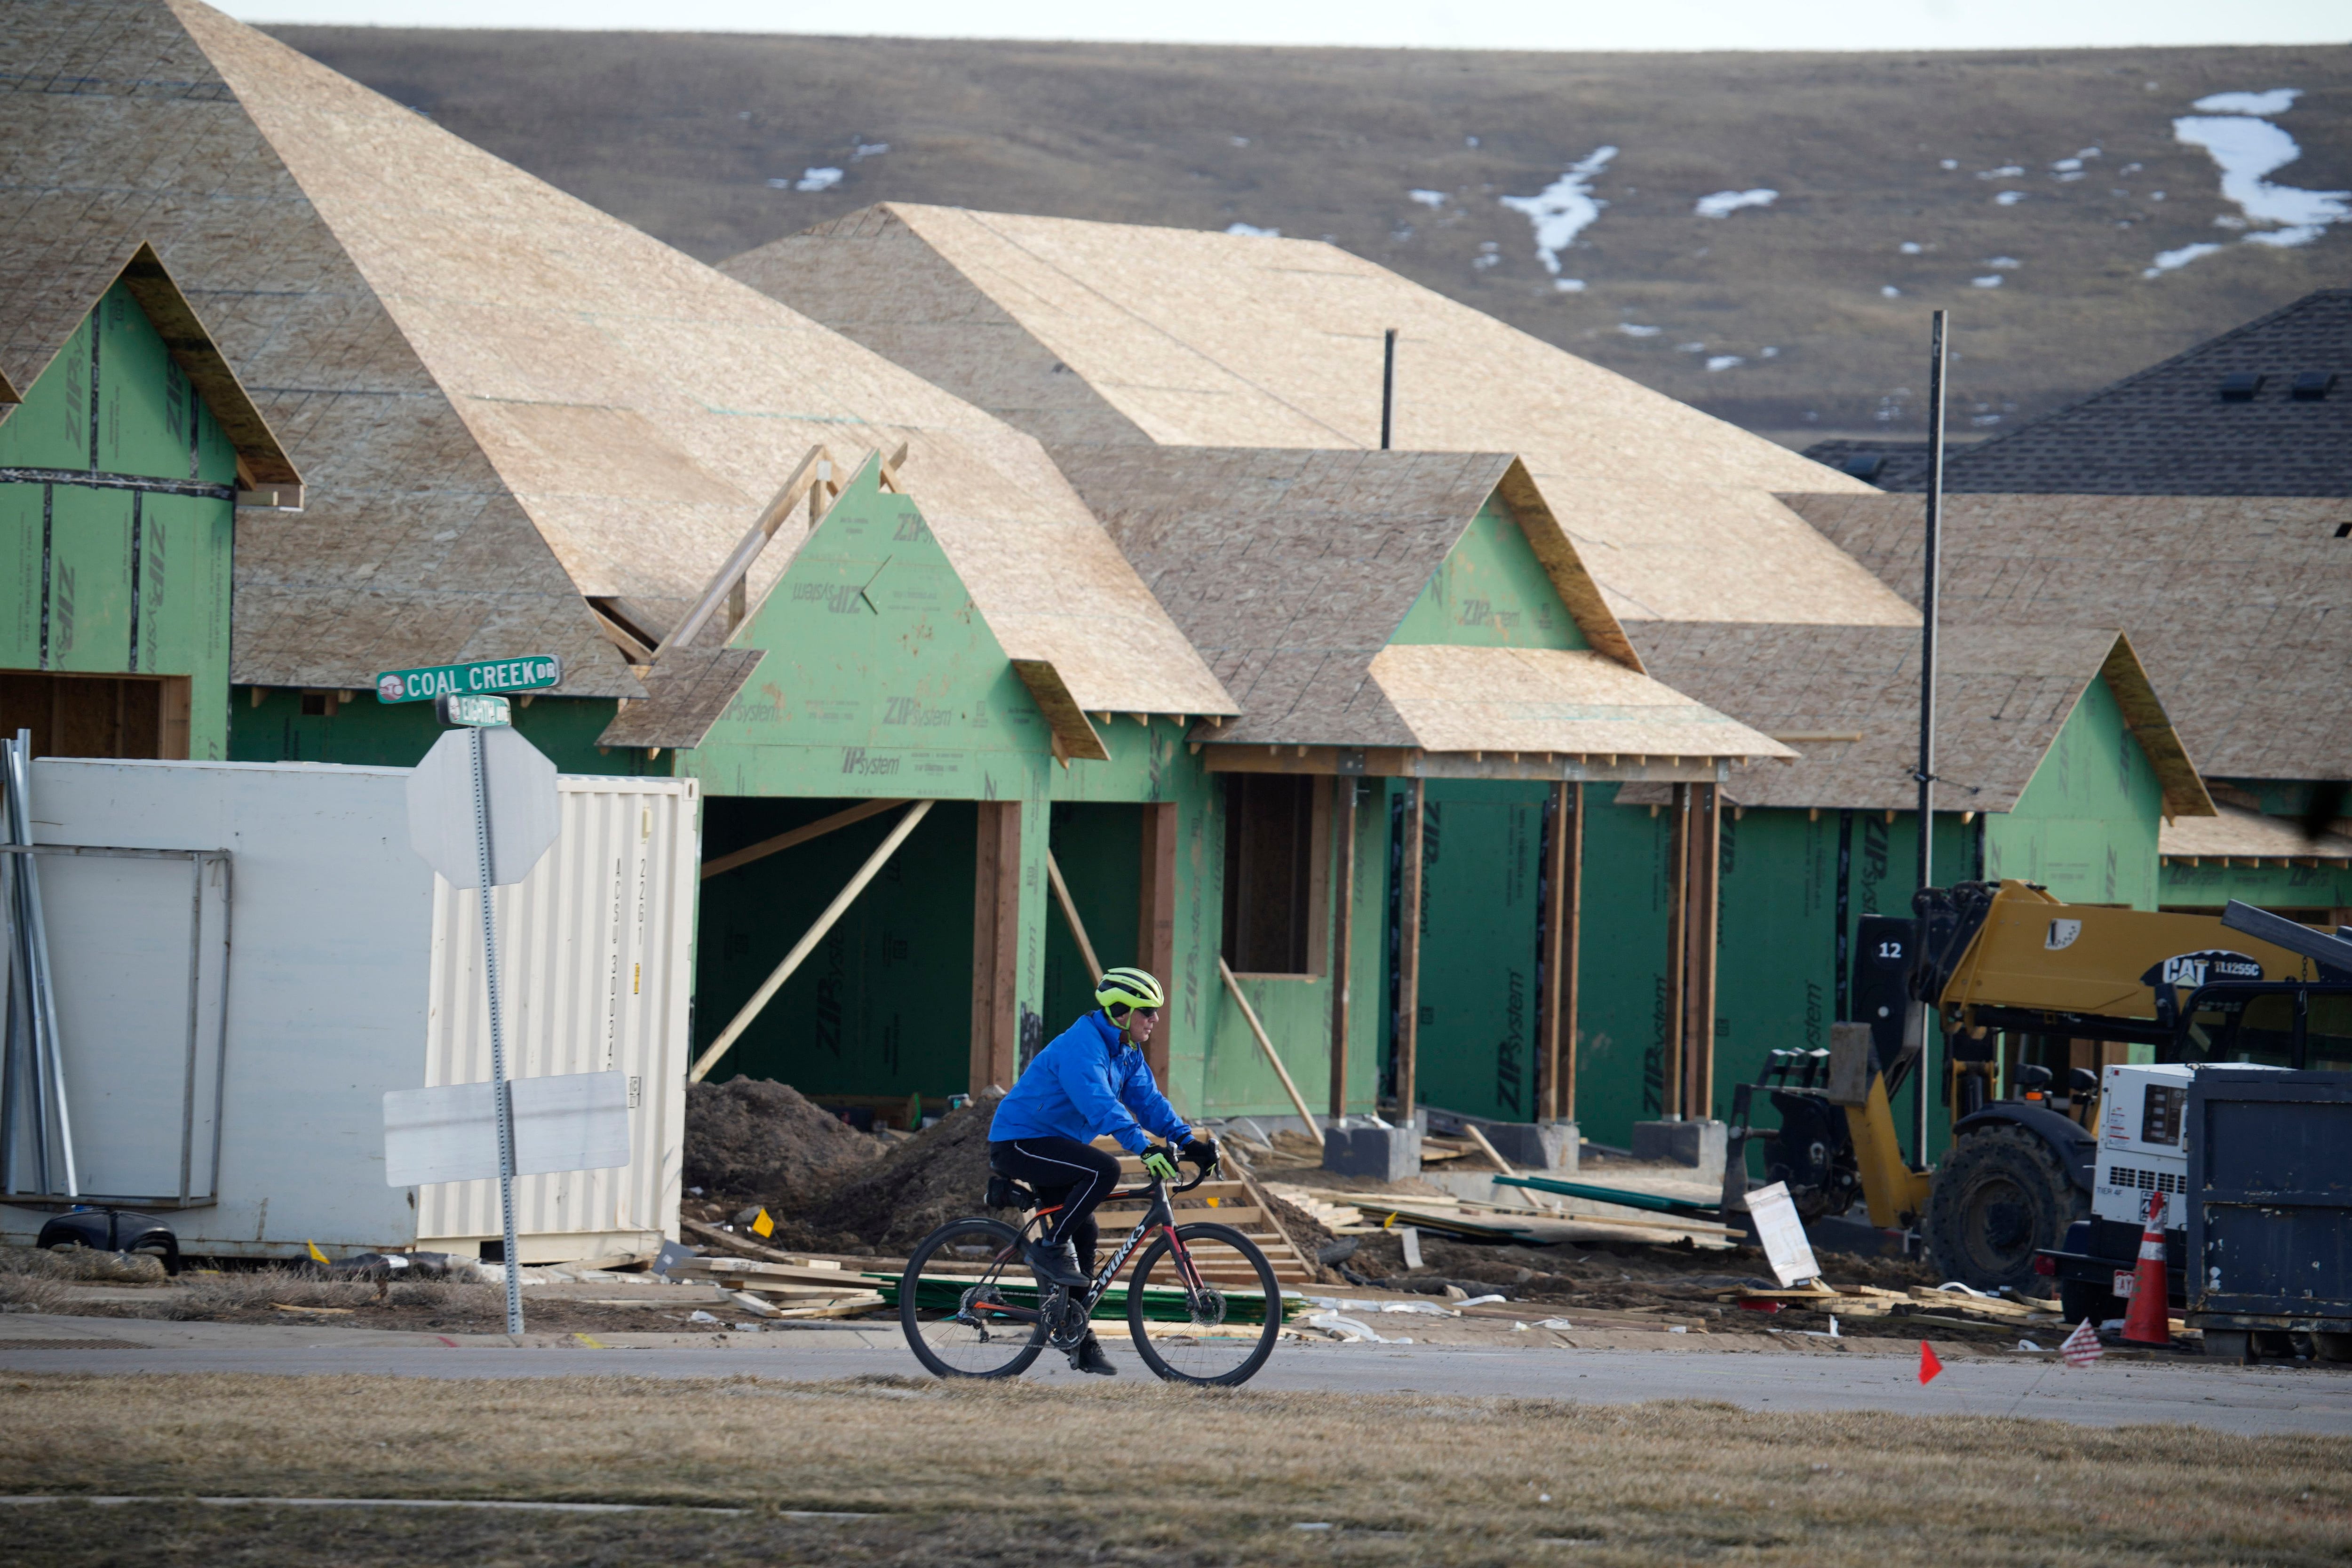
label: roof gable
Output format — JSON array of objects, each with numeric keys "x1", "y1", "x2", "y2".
[
  {"x1": 729, "y1": 203, "x2": 1918, "y2": 629},
  {"x1": 0, "y1": 240, "x2": 299, "y2": 501},
  {"x1": 1631, "y1": 621, "x2": 2212, "y2": 816},
  {"x1": 664, "y1": 457, "x2": 1074, "y2": 793},
  {"x1": 1389, "y1": 493, "x2": 1588, "y2": 652}
]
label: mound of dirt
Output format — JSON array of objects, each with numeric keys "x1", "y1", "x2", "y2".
[
  {"x1": 798, "y1": 1089, "x2": 1010, "y2": 1253},
  {"x1": 683, "y1": 1078, "x2": 882, "y2": 1208}
]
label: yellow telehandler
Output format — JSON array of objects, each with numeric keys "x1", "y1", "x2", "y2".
[{"x1": 1734, "y1": 880, "x2": 2352, "y2": 1301}]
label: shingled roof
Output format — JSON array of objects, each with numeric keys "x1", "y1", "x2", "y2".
[
  {"x1": 1803, "y1": 290, "x2": 2352, "y2": 496},
  {"x1": 726, "y1": 204, "x2": 1916, "y2": 630},
  {"x1": 3, "y1": 3, "x2": 1231, "y2": 721},
  {"x1": 1782, "y1": 491, "x2": 2352, "y2": 782},
  {"x1": 1055, "y1": 446, "x2": 1788, "y2": 764},
  {"x1": 1630, "y1": 622, "x2": 2211, "y2": 817}
]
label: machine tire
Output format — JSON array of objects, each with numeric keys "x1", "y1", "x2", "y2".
[{"x1": 1924, "y1": 1124, "x2": 2088, "y2": 1295}]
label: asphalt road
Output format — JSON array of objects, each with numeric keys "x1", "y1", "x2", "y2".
[{"x1": 2, "y1": 1320, "x2": 2346, "y2": 1434}]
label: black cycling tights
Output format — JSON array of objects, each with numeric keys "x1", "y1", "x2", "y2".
[{"x1": 989, "y1": 1136, "x2": 1123, "y2": 1271}]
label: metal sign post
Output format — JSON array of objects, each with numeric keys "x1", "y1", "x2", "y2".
[{"x1": 403, "y1": 691, "x2": 559, "y2": 1337}]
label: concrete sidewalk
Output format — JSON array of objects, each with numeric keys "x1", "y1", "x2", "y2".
[{"x1": 2, "y1": 1314, "x2": 2346, "y2": 1433}]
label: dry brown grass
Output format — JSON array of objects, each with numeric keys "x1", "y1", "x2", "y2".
[{"x1": 0, "y1": 1372, "x2": 2344, "y2": 1565}]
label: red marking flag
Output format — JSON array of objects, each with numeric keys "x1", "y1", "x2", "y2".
[
  {"x1": 1918, "y1": 1341, "x2": 1943, "y2": 1384},
  {"x1": 2061, "y1": 1319, "x2": 2104, "y2": 1367}
]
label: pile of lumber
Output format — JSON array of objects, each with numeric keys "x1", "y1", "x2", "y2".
[
  {"x1": 1270, "y1": 1184, "x2": 1737, "y2": 1247},
  {"x1": 667, "y1": 1255, "x2": 887, "y2": 1320},
  {"x1": 1728, "y1": 1281, "x2": 2069, "y2": 1329}
]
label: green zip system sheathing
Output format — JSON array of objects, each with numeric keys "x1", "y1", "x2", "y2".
[
  {"x1": 0, "y1": 281, "x2": 236, "y2": 756},
  {"x1": 2162, "y1": 857, "x2": 2352, "y2": 915},
  {"x1": 1387, "y1": 498, "x2": 1587, "y2": 652},
  {"x1": 1979, "y1": 672, "x2": 2164, "y2": 908}
]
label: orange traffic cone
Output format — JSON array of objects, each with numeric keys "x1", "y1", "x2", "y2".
[{"x1": 2121, "y1": 1189, "x2": 2172, "y2": 1346}]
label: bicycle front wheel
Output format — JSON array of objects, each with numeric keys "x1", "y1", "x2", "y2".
[
  {"x1": 899, "y1": 1217, "x2": 1048, "y2": 1379},
  {"x1": 1124, "y1": 1221, "x2": 1282, "y2": 1386}
]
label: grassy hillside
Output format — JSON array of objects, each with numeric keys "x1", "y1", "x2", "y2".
[{"x1": 267, "y1": 30, "x2": 2352, "y2": 446}]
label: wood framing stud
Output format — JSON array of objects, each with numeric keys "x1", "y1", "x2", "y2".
[
  {"x1": 970, "y1": 801, "x2": 1024, "y2": 1095},
  {"x1": 1328, "y1": 776, "x2": 1357, "y2": 1121},
  {"x1": 1138, "y1": 802, "x2": 1178, "y2": 1087},
  {"x1": 1396, "y1": 778, "x2": 1426, "y2": 1121}
]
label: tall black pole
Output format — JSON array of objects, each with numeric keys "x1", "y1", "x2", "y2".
[
  {"x1": 1380, "y1": 328, "x2": 1397, "y2": 450},
  {"x1": 1915, "y1": 309, "x2": 1948, "y2": 1170}
]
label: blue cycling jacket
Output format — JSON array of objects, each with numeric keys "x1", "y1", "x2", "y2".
[{"x1": 988, "y1": 1010, "x2": 1188, "y2": 1154}]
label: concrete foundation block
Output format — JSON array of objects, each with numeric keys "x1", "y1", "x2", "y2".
[
  {"x1": 1321, "y1": 1122, "x2": 1422, "y2": 1182},
  {"x1": 1477, "y1": 1120, "x2": 1580, "y2": 1173},
  {"x1": 1631, "y1": 1118, "x2": 1727, "y2": 1179}
]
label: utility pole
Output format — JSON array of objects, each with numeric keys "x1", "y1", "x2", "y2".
[{"x1": 1914, "y1": 309, "x2": 1948, "y2": 1170}]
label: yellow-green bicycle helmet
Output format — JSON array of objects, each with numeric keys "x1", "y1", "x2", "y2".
[{"x1": 1096, "y1": 967, "x2": 1165, "y2": 1017}]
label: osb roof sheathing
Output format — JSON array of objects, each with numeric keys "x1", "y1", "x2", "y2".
[
  {"x1": 1054, "y1": 445, "x2": 1783, "y2": 760},
  {"x1": 2160, "y1": 802, "x2": 2352, "y2": 864},
  {"x1": 726, "y1": 204, "x2": 1917, "y2": 629},
  {"x1": 1783, "y1": 492, "x2": 2352, "y2": 782},
  {"x1": 5, "y1": 4, "x2": 1231, "y2": 719},
  {"x1": 1632, "y1": 621, "x2": 2213, "y2": 817}
]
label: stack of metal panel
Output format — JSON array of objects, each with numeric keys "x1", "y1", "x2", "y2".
[{"x1": 0, "y1": 729, "x2": 74, "y2": 1198}]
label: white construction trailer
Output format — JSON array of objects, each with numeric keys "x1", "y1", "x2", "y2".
[{"x1": 0, "y1": 757, "x2": 699, "y2": 1263}]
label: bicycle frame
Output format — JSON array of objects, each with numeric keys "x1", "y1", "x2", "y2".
[{"x1": 958, "y1": 1164, "x2": 1216, "y2": 1331}]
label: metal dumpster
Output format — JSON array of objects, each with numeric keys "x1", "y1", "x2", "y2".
[{"x1": 2185, "y1": 1066, "x2": 2352, "y2": 1363}]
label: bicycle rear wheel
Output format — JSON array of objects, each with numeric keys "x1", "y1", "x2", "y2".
[
  {"x1": 900, "y1": 1217, "x2": 1047, "y2": 1379},
  {"x1": 1124, "y1": 1221, "x2": 1281, "y2": 1386}
]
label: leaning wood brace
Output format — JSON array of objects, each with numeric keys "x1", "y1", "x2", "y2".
[
  {"x1": 689, "y1": 799, "x2": 934, "y2": 1082},
  {"x1": 1046, "y1": 850, "x2": 1105, "y2": 983},
  {"x1": 652, "y1": 444, "x2": 841, "y2": 662}
]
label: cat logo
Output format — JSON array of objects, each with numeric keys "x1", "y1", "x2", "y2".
[{"x1": 2046, "y1": 919, "x2": 2082, "y2": 951}]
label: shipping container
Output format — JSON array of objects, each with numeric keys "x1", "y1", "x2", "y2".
[
  {"x1": 0, "y1": 756, "x2": 699, "y2": 1261},
  {"x1": 2186, "y1": 1064, "x2": 2352, "y2": 1363}
]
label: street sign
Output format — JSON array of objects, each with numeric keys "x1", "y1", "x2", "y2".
[
  {"x1": 405, "y1": 718, "x2": 562, "y2": 1332},
  {"x1": 436, "y1": 693, "x2": 512, "y2": 728},
  {"x1": 406, "y1": 727, "x2": 558, "y2": 890},
  {"x1": 376, "y1": 655, "x2": 561, "y2": 705},
  {"x1": 383, "y1": 1071, "x2": 632, "y2": 1187}
]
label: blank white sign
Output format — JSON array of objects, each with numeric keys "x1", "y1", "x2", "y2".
[
  {"x1": 1745, "y1": 1179, "x2": 1824, "y2": 1288},
  {"x1": 384, "y1": 1069, "x2": 631, "y2": 1187}
]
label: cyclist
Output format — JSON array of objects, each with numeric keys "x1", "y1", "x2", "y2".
[{"x1": 988, "y1": 966, "x2": 1216, "y2": 1376}]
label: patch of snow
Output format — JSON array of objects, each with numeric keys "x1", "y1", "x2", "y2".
[
  {"x1": 1705, "y1": 355, "x2": 1745, "y2": 372},
  {"x1": 1693, "y1": 187, "x2": 1777, "y2": 219},
  {"x1": 1226, "y1": 222, "x2": 1280, "y2": 238},
  {"x1": 1466, "y1": 135, "x2": 1481, "y2": 148},
  {"x1": 2075, "y1": 146, "x2": 2103, "y2": 159},
  {"x1": 2144, "y1": 242, "x2": 2223, "y2": 277},
  {"x1": 1471, "y1": 253, "x2": 1500, "y2": 270},
  {"x1": 852, "y1": 143, "x2": 889, "y2": 160},
  {"x1": 1971, "y1": 414, "x2": 2003, "y2": 426},
  {"x1": 1987, "y1": 256, "x2": 2021, "y2": 268},
  {"x1": 2055, "y1": 171, "x2": 2085, "y2": 183},
  {"x1": 2213, "y1": 214, "x2": 2250, "y2": 230},
  {"x1": 2051, "y1": 158, "x2": 2083, "y2": 172},
  {"x1": 1994, "y1": 191, "x2": 2026, "y2": 206},
  {"x1": 1978, "y1": 165, "x2": 2025, "y2": 179},
  {"x1": 2247, "y1": 225, "x2": 2326, "y2": 248},
  {"x1": 2150, "y1": 191, "x2": 2166, "y2": 201},
  {"x1": 1882, "y1": 285, "x2": 1902, "y2": 297},
  {"x1": 1555, "y1": 279, "x2": 1586, "y2": 292},
  {"x1": 2193, "y1": 88, "x2": 2302, "y2": 115},
  {"x1": 1971, "y1": 275, "x2": 2004, "y2": 287},
  {"x1": 1617, "y1": 323, "x2": 1662, "y2": 337},
  {"x1": 791, "y1": 167, "x2": 843, "y2": 192},
  {"x1": 1899, "y1": 241, "x2": 1923, "y2": 255},
  {"x1": 2174, "y1": 112, "x2": 2350, "y2": 241},
  {"x1": 1232, "y1": 135, "x2": 1250, "y2": 146},
  {"x1": 2122, "y1": 162, "x2": 2143, "y2": 174},
  {"x1": 1499, "y1": 146, "x2": 1617, "y2": 277},
  {"x1": 1409, "y1": 189, "x2": 1448, "y2": 208},
  {"x1": 1939, "y1": 159, "x2": 1960, "y2": 170},
  {"x1": 1761, "y1": 346, "x2": 1780, "y2": 358},
  {"x1": 1677, "y1": 342, "x2": 1707, "y2": 353}
]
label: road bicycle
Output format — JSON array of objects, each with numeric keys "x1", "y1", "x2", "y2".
[{"x1": 898, "y1": 1146, "x2": 1282, "y2": 1385}]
